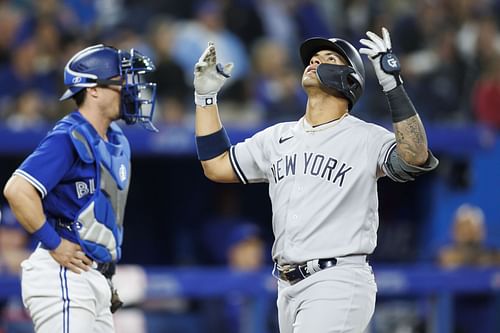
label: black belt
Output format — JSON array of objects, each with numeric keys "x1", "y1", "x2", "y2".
[{"x1": 277, "y1": 258, "x2": 338, "y2": 285}]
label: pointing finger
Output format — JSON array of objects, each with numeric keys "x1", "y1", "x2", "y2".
[{"x1": 382, "y1": 27, "x2": 392, "y2": 50}]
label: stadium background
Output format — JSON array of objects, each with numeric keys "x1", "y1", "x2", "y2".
[{"x1": 0, "y1": 0, "x2": 500, "y2": 332}]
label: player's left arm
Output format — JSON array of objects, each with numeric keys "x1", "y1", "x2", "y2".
[{"x1": 360, "y1": 27, "x2": 438, "y2": 177}]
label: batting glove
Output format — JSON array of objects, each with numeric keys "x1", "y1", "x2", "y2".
[
  {"x1": 193, "y1": 42, "x2": 234, "y2": 107},
  {"x1": 359, "y1": 27, "x2": 402, "y2": 92}
]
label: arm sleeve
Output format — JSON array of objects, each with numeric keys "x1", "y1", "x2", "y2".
[
  {"x1": 228, "y1": 127, "x2": 272, "y2": 184},
  {"x1": 14, "y1": 131, "x2": 77, "y2": 198}
]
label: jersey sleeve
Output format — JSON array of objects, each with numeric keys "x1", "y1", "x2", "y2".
[
  {"x1": 228, "y1": 127, "x2": 272, "y2": 184},
  {"x1": 14, "y1": 130, "x2": 77, "y2": 198},
  {"x1": 365, "y1": 124, "x2": 396, "y2": 179}
]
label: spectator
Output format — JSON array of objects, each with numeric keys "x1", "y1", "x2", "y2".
[
  {"x1": 171, "y1": 0, "x2": 249, "y2": 92},
  {"x1": 0, "y1": 37, "x2": 58, "y2": 121},
  {"x1": 250, "y1": 38, "x2": 306, "y2": 123},
  {"x1": 438, "y1": 203, "x2": 500, "y2": 268},
  {"x1": 147, "y1": 16, "x2": 191, "y2": 125},
  {"x1": 226, "y1": 223, "x2": 265, "y2": 272},
  {"x1": 0, "y1": 205, "x2": 33, "y2": 333},
  {"x1": 5, "y1": 90, "x2": 50, "y2": 131},
  {"x1": 201, "y1": 221, "x2": 276, "y2": 333},
  {"x1": 471, "y1": 51, "x2": 500, "y2": 130}
]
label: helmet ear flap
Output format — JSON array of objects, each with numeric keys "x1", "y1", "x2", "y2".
[{"x1": 316, "y1": 64, "x2": 358, "y2": 109}]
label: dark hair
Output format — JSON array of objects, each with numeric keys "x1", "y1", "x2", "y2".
[{"x1": 72, "y1": 89, "x2": 86, "y2": 107}]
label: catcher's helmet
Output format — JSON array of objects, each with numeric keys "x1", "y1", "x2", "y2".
[
  {"x1": 60, "y1": 44, "x2": 158, "y2": 131},
  {"x1": 300, "y1": 37, "x2": 365, "y2": 109}
]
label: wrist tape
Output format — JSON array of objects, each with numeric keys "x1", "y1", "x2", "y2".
[
  {"x1": 33, "y1": 221, "x2": 61, "y2": 250},
  {"x1": 385, "y1": 85, "x2": 417, "y2": 122},
  {"x1": 196, "y1": 127, "x2": 231, "y2": 161},
  {"x1": 195, "y1": 92, "x2": 217, "y2": 107}
]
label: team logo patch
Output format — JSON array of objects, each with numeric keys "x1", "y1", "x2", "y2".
[{"x1": 119, "y1": 164, "x2": 127, "y2": 182}]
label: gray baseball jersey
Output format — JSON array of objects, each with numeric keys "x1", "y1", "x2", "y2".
[{"x1": 229, "y1": 114, "x2": 395, "y2": 265}]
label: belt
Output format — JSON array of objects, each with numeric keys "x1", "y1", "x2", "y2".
[{"x1": 276, "y1": 255, "x2": 368, "y2": 285}]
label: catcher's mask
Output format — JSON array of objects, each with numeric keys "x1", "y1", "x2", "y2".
[
  {"x1": 60, "y1": 44, "x2": 158, "y2": 132},
  {"x1": 300, "y1": 37, "x2": 365, "y2": 110}
]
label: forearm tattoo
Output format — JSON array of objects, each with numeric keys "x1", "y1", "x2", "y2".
[{"x1": 394, "y1": 115, "x2": 428, "y2": 165}]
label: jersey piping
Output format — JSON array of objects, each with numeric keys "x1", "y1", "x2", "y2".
[
  {"x1": 13, "y1": 169, "x2": 48, "y2": 198},
  {"x1": 229, "y1": 145, "x2": 248, "y2": 184}
]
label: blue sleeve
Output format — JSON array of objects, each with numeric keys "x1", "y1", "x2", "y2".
[{"x1": 14, "y1": 130, "x2": 77, "y2": 198}]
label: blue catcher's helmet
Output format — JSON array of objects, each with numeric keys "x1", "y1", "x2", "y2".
[{"x1": 60, "y1": 44, "x2": 158, "y2": 131}]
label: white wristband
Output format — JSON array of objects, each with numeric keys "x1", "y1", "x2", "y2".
[{"x1": 195, "y1": 93, "x2": 217, "y2": 107}]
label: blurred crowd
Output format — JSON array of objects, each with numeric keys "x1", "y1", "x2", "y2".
[{"x1": 0, "y1": 0, "x2": 500, "y2": 130}]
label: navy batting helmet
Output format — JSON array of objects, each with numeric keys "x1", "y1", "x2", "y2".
[
  {"x1": 300, "y1": 37, "x2": 365, "y2": 109},
  {"x1": 60, "y1": 44, "x2": 158, "y2": 131}
]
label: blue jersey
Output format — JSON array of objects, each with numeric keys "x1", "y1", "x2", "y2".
[{"x1": 14, "y1": 111, "x2": 129, "y2": 244}]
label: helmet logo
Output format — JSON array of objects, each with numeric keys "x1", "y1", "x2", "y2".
[{"x1": 72, "y1": 76, "x2": 82, "y2": 84}]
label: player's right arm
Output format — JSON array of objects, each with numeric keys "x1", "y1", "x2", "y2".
[
  {"x1": 193, "y1": 42, "x2": 238, "y2": 183},
  {"x1": 3, "y1": 176, "x2": 92, "y2": 273},
  {"x1": 3, "y1": 133, "x2": 92, "y2": 273}
]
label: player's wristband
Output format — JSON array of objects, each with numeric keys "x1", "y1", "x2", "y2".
[
  {"x1": 385, "y1": 85, "x2": 417, "y2": 122},
  {"x1": 33, "y1": 221, "x2": 61, "y2": 250},
  {"x1": 196, "y1": 127, "x2": 231, "y2": 161},
  {"x1": 195, "y1": 92, "x2": 217, "y2": 107}
]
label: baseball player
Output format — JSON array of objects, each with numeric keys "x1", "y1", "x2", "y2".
[
  {"x1": 3, "y1": 44, "x2": 157, "y2": 333},
  {"x1": 193, "y1": 27, "x2": 438, "y2": 332}
]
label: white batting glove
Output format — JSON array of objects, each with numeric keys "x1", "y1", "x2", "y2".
[
  {"x1": 359, "y1": 27, "x2": 402, "y2": 92},
  {"x1": 193, "y1": 42, "x2": 234, "y2": 107}
]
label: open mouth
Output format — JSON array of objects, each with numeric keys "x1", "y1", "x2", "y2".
[{"x1": 306, "y1": 67, "x2": 316, "y2": 74}]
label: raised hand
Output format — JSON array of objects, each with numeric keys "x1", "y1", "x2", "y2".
[
  {"x1": 359, "y1": 27, "x2": 402, "y2": 92},
  {"x1": 193, "y1": 42, "x2": 234, "y2": 106}
]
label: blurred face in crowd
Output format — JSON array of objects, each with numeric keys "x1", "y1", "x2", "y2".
[
  {"x1": 228, "y1": 236, "x2": 264, "y2": 271},
  {"x1": 0, "y1": 227, "x2": 27, "y2": 251},
  {"x1": 453, "y1": 209, "x2": 485, "y2": 245}
]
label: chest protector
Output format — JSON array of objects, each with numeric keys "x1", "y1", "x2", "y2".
[{"x1": 65, "y1": 114, "x2": 131, "y2": 263}]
